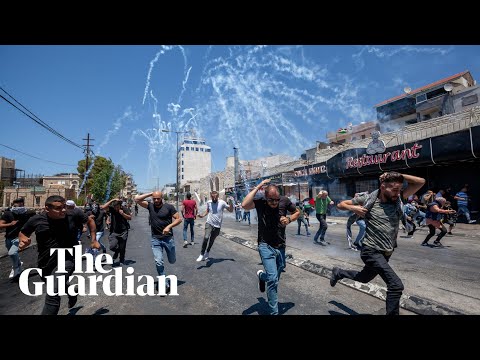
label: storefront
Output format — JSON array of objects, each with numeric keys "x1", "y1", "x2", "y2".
[{"x1": 293, "y1": 125, "x2": 480, "y2": 213}]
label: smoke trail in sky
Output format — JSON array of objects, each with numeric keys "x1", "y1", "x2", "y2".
[{"x1": 104, "y1": 168, "x2": 115, "y2": 202}]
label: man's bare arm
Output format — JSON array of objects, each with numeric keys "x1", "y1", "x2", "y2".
[{"x1": 135, "y1": 192, "x2": 153, "y2": 209}]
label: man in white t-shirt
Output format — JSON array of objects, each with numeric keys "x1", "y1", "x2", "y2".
[{"x1": 196, "y1": 191, "x2": 234, "y2": 261}]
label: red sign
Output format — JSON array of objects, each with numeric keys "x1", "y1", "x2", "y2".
[{"x1": 346, "y1": 143, "x2": 422, "y2": 169}]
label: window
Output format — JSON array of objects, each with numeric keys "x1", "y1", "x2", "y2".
[
  {"x1": 416, "y1": 94, "x2": 427, "y2": 104},
  {"x1": 182, "y1": 175, "x2": 184, "y2": 180},
  {"x1": 181, "y1": 160, "x2": 184, "y2": 165},
  {"x1": 182, "y1": 153, "x2": 184, "y2": 158},
  {"x1": 200, "y1": 148, "x2": 204, "y2": 152},
  {"x1": 361, "y1": 134, "x2": 366, "y2": 139},
  {"x1": 205, "y1": 149, "x2": 211, "y2": 152},
  {"x1": 195, "y1": 147, "x2": 199, "y2": 151},
  {"x1": 462, "y1": 94, "x2": 478, "y2": 107},
  {"x1": 186, "y1": 147, "x2": 190, "y2": 151},
  {"x1": 35, "y1": 196, "x2": 41, "y2": 206},
  {"x1": 181, "y1": 168, "x2": 184, "y2": 173}
]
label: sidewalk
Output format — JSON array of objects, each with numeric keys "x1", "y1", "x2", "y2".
[{"x1": 195, "y1": 214, "x2": 480, "y2": 315}]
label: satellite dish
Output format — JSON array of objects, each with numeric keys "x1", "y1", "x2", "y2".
[
  {"x1": 444, "y1": 83, "x2": 453, "y2": 92},
  {"x1": 403, "y1": 87, "x2": 412, "y2": 94}
]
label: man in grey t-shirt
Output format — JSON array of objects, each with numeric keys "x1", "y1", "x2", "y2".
[
  {"x1": 332, "y1": 172, "x2": 425, "y2": 315},
  {"x1": 196, "y1": 191, "x2": 234, "y2": 261}
]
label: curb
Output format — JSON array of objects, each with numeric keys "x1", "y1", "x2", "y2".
[{"x1": 203, "y1": 223, "x2": 466, "y2": 315}]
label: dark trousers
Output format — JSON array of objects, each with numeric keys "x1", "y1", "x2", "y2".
[
  {"x1": 336, "y1": 246, "x2": 404, "y2": 315},
  {"x1": 201, "y1": 223, "x2": 221, "y2": 255},
  {"x1": 424, "y1": 224, "x2": 447, "y2": 243},
  {"x1": 314, "y1": 214, "x2": 328, "y2": 242},
  {"x1": 41, "y1": 259, "x2": 76, "y2": 315},
  {"x1": 109, "y1": 231, "x2": 129, "y2": 262}
]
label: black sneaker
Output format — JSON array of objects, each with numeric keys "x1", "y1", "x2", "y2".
[
  {"x1": 330, "y1": 267, "x2": 340, "y2": 287},
  {"x1": 433, "y1": 241, "x2": 444, "y2": 248},
  {"x1": 257, "y1": 270, "x2": 266, "y2": 292},
  {"x1": 68, "y1": 295, "x2": 78, "y2": 309},
  {"x1": 421, "y1": 242, "x2": 429, "y2": 246}
]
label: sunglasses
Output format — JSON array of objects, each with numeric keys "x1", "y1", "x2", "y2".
[{"x1": 266, "y1": 198, "x2": 280, "y2": 203}]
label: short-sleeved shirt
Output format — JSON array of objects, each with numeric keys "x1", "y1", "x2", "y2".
[
  {"x1": 455, "y1": 192, "x2": 468, "y2": 207},
  {"x1": 205, "y1": 200, "x2": 229, "y2": 228},
  {"x1": 1, "y1": 209, "x2": 36, "y2": 240},
  {"x1": 109, "y1": 206, "x2": 131, "y2": 233},
  {"x1": 254, "y1": 196, "x2": 296, "y2": 249},
  {"x1": 182, "y1": 199, "x2": 197, "y2": 219},
  {"x1": 86, "y1": 209, "x2": 106, "y2": 232},
  {"x1": 20, "y1": 211, "x2": 87, "y2": 274},
  {"x1": 315, "y1": 196, "x2": 332, "y2": 215},
  {"x1": 352, "y1": 193, "x2": 401, "y2": 252},
  {"x1": 148, "y1": 202, "x2": 177, "y2": 239}
]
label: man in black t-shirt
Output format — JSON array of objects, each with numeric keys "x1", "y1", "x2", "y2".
[
  {"x1": 135, "y1": 191, "x2": 182, "y2": 293},
  {"x1": 242, "y1": 179, "x2": 300, "y2": 315},
  {"x1": 0, "y1": 198, "x2": 36, "y2": 279},
  {"x1": 86, "y1": 203, "x2": 108, "y2": 254},
  {"x1": 19, "y1": 195, "x2": 99, "y2": 315},
  {"x1": 101, "y1": 198, "x2": 132, "y2": 265}
]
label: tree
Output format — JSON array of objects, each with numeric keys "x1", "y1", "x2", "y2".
[{"x1": 77, "y1": 156, "x2": 127, "y2": 203}]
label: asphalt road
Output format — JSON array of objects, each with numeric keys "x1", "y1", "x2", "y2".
[{"x1": 0, "y1": 208, "x2": 414, "y2": 315}]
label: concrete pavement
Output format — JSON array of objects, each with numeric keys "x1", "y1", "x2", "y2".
[
  {"x1": 193, "y1": 213, "x2": 480, "y2": 315},
  {"x1": 2, "y1": 213, "x2": 479, "y2": 315}
]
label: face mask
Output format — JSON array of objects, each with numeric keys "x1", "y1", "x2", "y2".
[{"x1": 11, "y1": 207, "x2": 27, "y2": 215}]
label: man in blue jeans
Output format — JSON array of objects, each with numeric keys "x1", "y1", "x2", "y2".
[
  {"x1": 242, "y1": 178, "x2": 300, "y2": 315},
  {"x1": 135, "y1": 191, "x2": 182, "y2": 294},
  {"x1": 0, "y1": 198, "x2": 36, "y2": 280}
]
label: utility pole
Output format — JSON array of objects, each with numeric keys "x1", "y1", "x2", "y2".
[
  {"x1": 233, "y1": 147, "x2": 239, "y2": 197},
  {"x1": 82, "y1": 133, "x2": 94, "y2": 201}
]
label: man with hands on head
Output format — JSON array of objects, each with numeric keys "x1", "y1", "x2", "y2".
[
  {"x1": 135, "y1": 191, "x2": 182, "y2": 293},
  {"x1": 332, "y1": 172, "x2": 425, "y2": 315},
  {"x1": 100, "y1": 198, "x2": 132, "y2": 266},
  {"x1": 196, "y1": 191, "x2": 233, "y2": 262},
  {"x1": 242, "y1": 178, "x2": 300, "y2": 315}
]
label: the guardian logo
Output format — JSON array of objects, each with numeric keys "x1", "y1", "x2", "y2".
[{"x1": 18, "y1": 245, "x2": 178, "y2": 297}]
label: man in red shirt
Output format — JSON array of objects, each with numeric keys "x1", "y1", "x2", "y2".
[{"x1": 181, "y1": 192, "x2": 198, "y2": 247}]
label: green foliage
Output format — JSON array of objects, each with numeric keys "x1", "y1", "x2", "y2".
[{"x1": 76, "y1": 156, "x2": 128, "y2": 203}]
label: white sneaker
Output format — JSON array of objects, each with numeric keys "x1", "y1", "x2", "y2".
[
  {"x1": 468, "y1": 220, "x2": 476, "y2": 224},
  {"x1": 8, "y1": 262, "x2": 23, "y2": 279},
  {"x1": 190, "y1": 241, "x2": 195, "y2": 245},
  {"x1": 196, "y1": 254, "x2": 204, "y2": 262},
  {"x1": 183, "y1": 241, "x2": 188, "y2": 248},
  {"x1": 204, "y1": 252, "x2": 209, "y2": 260}
]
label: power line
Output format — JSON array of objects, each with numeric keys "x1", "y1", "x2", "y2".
[
  {"x1": 0, "y1": 86, "x2": 84, "y2": 150},
  {"x1": 0, "y1": 143, "x2": 77, "y2": 167}
]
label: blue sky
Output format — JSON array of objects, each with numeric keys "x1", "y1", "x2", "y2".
[{"x1": 1, "y1": 45, "x2": 480, "y2": 193}]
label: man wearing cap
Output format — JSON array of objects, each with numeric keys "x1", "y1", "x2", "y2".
[{"x1": 0, "y1": 198, "x2": 36, "y2": 279}]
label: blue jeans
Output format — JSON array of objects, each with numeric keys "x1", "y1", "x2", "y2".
[
  {"x1": 183, "y1": 218, "x2": 195, "y2": 241},
  {"x1": 457, "y1": 205, "x2": 471, "y2": 222},
  {"x1": 347, "y1": 219, "x2": 366, "y2": 248},
  {"x1": 96, "y1": 231, "x2": 106, "y2": 252},
  {"x1": 5, "y1": 238, "x2": 21, "y2": 273},
  {"x1": 151, "y1": 237, "x2": 176, "y2": 280},
  {"x1": 258, "y1": 243, "x2": 286, "y2": 315}
]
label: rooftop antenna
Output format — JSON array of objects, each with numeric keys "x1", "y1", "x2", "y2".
[{"x1": 444, "y1": 83, "x2": 454, "y2": 92}]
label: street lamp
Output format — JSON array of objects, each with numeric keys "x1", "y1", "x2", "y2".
[{"x1": 162, "y1": 129, "x2": 188, "y2": 211}]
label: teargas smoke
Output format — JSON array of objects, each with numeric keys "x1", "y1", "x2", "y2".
[
  {"x1": 104, "y1": 168, "x2": 116, "y2": 202},
  {"x1": 137, "y1": 46, "x2": 375, "y2": 187},
  {"x1": 77, "y1": 158, "x2": 96, "y2": 197}
]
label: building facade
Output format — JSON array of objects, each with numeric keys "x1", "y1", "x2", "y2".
[
  {"x1": 179, "y1": 135, "x2": 211, "y2": 187},
  {"x1": 42, "y1": 173, "x2": 80, "y2": 191}
]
